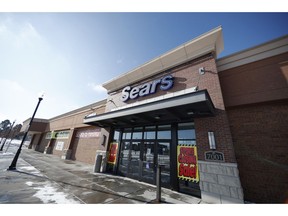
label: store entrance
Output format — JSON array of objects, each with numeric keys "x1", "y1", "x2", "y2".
[
  {"x1": 111, "y1": 122, "x2": 200, "y2": 197},
  {"x1": 117, "y1": 125, "x2": 171, "y2": 187}
]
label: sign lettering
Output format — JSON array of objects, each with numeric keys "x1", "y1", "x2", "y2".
[
  {"x1": 205, "y1": 151, "x2": 225, "y2": 162},
  {"x1": 177, "y1": 145, "x2": 199, "y2": 182},
  {"x1": 76, "y1": 129, "x2": 101, "y2": 138},
  {"x1": 121, "y1": 75, "x2": 174, "y2": 102}
]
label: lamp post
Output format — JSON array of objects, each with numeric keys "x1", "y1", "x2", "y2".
[
  {"x1": 0, "y1": 120, "x2": 16, "y2": 151},
  {"x1": 8, "y1": 93, "x2": 44, "y2": 170}
]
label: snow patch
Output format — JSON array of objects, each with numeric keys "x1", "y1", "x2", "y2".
[
  {"x1": 33, "y1": 183, "x2": 81, "y2": 204},
  {"x1": 138, "y1": 190, "x2": 156, "y2": 200},
  {"x1": 104, "y1": 198, "x2": 114, "y2": 203},
  {"x1": 26, "y1": 181, "x2": 34, "y2": 186},
  {"x1": 82, "y1": 191, "x2": 93, "y2": 195},
  {"x1": 117, "y1": 191, "x2": 128, "y2": 196},
  {"x1": 1, "y1": 152, "x2": 13, "y2": 156}
]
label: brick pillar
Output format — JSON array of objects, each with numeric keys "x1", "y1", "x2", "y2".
[{"x1": 61, "y1": 128, "x2": 75, "y2": 160}]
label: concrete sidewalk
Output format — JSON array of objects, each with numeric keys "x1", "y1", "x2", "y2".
[{"x1": 0, "y1": 145, "x2": 204, "y2": 204}]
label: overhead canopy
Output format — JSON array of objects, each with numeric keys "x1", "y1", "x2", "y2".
[{"x1": 84, "y1": 90, "x2": 215, "y2": 128}]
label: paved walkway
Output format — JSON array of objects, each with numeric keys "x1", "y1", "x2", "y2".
[{"x1": 0, "y1": 143, "x2": 204, "y2": 204}]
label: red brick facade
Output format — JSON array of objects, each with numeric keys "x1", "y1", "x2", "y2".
[
  {"x1": 219, "y1": 52, "x2": 288, "y2": 203},
  {"x1": 227, "y1": 101, "x2": 288, "y2": 203}
]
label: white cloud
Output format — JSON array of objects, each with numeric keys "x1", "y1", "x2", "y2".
[{"x1": 87, "y1": 83, "x2": 107, "y2": 93}]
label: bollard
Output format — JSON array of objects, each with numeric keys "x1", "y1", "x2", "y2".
[{"x1": 156, "y1": 164, "x2": 164, "y2": 203}]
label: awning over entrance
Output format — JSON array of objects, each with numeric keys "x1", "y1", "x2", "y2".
[{"x1": 84, "y1": 90, "x2": 215, "y2": 128}]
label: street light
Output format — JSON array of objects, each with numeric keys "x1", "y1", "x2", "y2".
[
  {"x1": 0, "y1": 120, "x2": 16, "y2": 151},
  {"x1": 8, "y1": 93, "x2": 44, "y2": 170}
]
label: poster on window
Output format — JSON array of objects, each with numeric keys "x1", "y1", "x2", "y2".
[
  {"x1": 107, "y1": 142, "x2": 118, "y2": 164},
  {"x1": 177, "y1": 145, "x2": 199, "y2": 182},
  {"x1": 55, "y1": 141, "x2": 64, "y2": 151}
]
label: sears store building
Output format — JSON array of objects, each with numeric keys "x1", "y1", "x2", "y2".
[{"x1": 24, "y1": 27, "x2": 288, "y2": 204}]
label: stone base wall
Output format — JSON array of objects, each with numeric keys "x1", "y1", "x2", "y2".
[{"x1": 198, "y1": 160, "x2": 244, "y2": 203}]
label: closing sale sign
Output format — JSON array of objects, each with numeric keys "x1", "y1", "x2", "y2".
[{"x1": 177, "y1": 145, "x2": 199, "y2": 182}]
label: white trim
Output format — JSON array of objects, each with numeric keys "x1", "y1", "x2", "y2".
[
  {"x1": 103, "y1": 26, "x2": 223, "y2": 93},
  {"x1": 217, "y1": 35, "x2": 288, "y2": 72}
]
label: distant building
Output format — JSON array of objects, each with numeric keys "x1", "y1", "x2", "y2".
[{"x1": 24, "y1": 27, "x2": 288, "y2": 203}]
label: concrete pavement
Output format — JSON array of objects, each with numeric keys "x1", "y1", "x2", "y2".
[{"x1": 0, "y1": 142, "x2": 204, "y2": 204}]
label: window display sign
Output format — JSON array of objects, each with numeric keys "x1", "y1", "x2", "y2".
[
  {"x1": 107, "y1": 142, "x2": 118, "y2": 164},
  {"x1": 177, "y1": 145, "x2": 199, "y2": 182},
  {"x1": 55, "y1": 141, "x2": 64, "y2": 151}
]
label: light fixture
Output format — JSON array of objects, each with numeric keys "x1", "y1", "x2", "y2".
[
  {"x1": 208, "y1": 131, "x2": 216, "y2": 150},
  {"x1": 154, "y1": 115, "x2": 161, "y2": 120},
  {"x1": 199, "y1": 67, "x2": 205, "y2": 75},
  {"x1": 187, "y1": 111, "x2": 194, "y2": 115}
]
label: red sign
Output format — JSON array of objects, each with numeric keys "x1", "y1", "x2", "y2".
[
  {"x1": 107, "y1": 142, "x2": 118, "y2": 164},
  {"x1": 177, "y1": 145, "x2": 199, "y2": 182}
]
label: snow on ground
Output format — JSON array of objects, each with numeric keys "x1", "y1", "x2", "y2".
[{"x1": 25, "y1": 181, "x2": 81, "y2": 204}]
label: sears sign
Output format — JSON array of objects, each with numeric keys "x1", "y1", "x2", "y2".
[{"x1": 121, "y1": 75, "x2": 174, "y2": 102}]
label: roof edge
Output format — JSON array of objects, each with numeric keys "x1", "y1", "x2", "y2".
[
  {"x1": 217, "y1": 34, "x2": 288, "y2": 71},
  {"x1": 103, "y1": 26, "x2": 223, "y2": 93}
]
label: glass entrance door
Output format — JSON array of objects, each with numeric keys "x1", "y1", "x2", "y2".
[
  {"x1": 118, "y1": 141, "x2": 130, "y2": 176},
  {"x1": 117, "y1": 125, "x2": 171, "y2": 187},
  {"x1": 142, "y1": 141, "x2": 155, "y2": 184},
  {"x1": 118, "y1": 140, "x2": 142, "y2": 180},
  {"x1": 127, "y1": 141, "x2": 141, "y2": 179}
]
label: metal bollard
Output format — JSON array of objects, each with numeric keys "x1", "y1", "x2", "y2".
[{"x1": 156, "y1": 164, "x2": 164, "y2": 203}]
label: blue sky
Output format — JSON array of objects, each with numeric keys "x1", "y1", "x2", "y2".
[{"x1": 1, "y1": 12, "x2": 288, "y2": 124}]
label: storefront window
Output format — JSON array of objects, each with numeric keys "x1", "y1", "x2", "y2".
[
  {"x1": 113, "y1": 130, "x2": 120, "y2": 143},
  {"x1": 123, "y1": 128, "x2": 132, "y2": 140},
  {"x1": 157, "y1": 125, "x2": 171, "y2": 139},
  {"x1": 178, "y1": 122, "x2": 196, "y2": 140},
  {"x1": 144, "y1": 126, "x2": 156, "y2": 139},
  {"x1": 132, "y1": 127, "x2": 143, "y2": 139}
]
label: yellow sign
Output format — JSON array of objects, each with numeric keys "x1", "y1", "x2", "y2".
[{"x1": 177, "y1": 145, "x2": 199, "y2": 182}]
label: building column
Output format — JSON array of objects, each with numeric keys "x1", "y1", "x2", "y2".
[{"x1": 61, "y1": 128, "x2": 75, "y2": 160}]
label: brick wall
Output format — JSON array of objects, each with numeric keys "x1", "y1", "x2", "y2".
[
  {"x1": 227, "y1": 101, "x2": 288, "y2": 203},
  {"x1": 219, "y1": 53, "x2": 288, "y2": 107},
  {"x1": 70, "y1": 127, "x2": 106, "y2": 164},
  {"x1": 37, "y1": 132, "x2": 50, "y2": 153},
  {"x1": 106, "y1": 54, "x2": 226, "y2": 111},
  {"x1": 195, "y1": 110, "x2": 236, "y2": 163}
]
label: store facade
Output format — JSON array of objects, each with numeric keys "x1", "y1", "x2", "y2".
[
  {"x1": 24, "y1": 27, "x2": 288, "y2": 203},
  {"x1": 84, "y1": 27, "x2": 244, "y2": 203}
]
